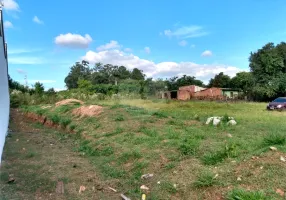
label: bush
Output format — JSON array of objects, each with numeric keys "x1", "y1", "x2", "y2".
[
  {"x1": 60, "y1": 118, "x2": 72, "y2": 128},
  {"x1": 49, "y1": 114, "x2": 60, "y2": 124},
  {"x1": 10, "y1": 95, "x2": 21, "y2": 108}
]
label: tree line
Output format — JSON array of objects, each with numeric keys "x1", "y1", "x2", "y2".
[{"x1": 8, "y1": 41, "x2": 286, "y2": 101}]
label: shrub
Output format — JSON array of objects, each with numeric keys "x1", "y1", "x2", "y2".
[
  {"x1": 69, "y1": 124, "x2": 76, "y2": 131},
  {"x1": 60, "y1": 118, "x2": 72, "y2": 128},
  {"x1": 10, "y1": 95, "x2": 21, "y2": 108},
  {"x1": 50, "y1": 114, "x2": 60, "y2": 124}
]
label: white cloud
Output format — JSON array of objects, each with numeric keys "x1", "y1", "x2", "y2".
[
  {"x1": 4, "y1": 21, "x2": 13, "y2": 28},
  {"x1": 30, "y1": 80, "x2": 56, "y2": 83},
  {"x1": 190, "y1": 44, "x2": 196, "y2": 48},
  {"x1": 124, "y1": 48, "x2": 132, "y2": 52},
  {"x1": 3, "y1": 0, "x2": 19, "y2": 11},
  {"x1": 17, "y1": 80, "x2": 57, "y2": 85},
  {"x1": 96, "y1": 40, "x2": 120, "y2": 51},
  {"x1": 9, "y1": 57, "x2": 44, "y2": 64},
  {"x1": 33, "y1": 16, "x2": 43, "y2": 24},
  {"x1": 8, "y1": 48, "x2": 42, "y2": 54},
  {"x1": 16, "y1": 68, "x2": 26, "y2": 74},
  {"x1": 178, "y1": 40, "x2": 187, "y2": 47},
  {"x1": 201, "y1": 50, "x2": 213, "y2": 57},
  {"x1": 54, "y1": 33, "x2": 92, "y2": 49},
  {"x1": 54, "y1": 88, "x2": 66, "y2": 92},
  {"x1": 163, "y1": 25, "x2": 208, "y2": 38},
  {"x1": 82, "y1": 49, "x2": 240, "y2": 83},
  {"x1": 144, "y1": 47, "x2": 150, "y2": 54}
]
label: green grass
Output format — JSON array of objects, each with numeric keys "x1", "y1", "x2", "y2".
[
  {"x1": 194, "y1": 171, "x2": 219, "y2": 188},
  {"x1": 60, "y1": 117, "x2": 72, "y2": 128},
  {"x1": 19, "y1": 99, "x2": 286, "y2": 199},
  {"x1": 114, "y1": 114, "x2": 125, "y2": 121},
  {"x1": 49, "y1": 114, "x2": 60, "y2": 124},
  {"x1": 226, "y1": 188, "x2": 268, "y2": 200},
  {"x1": 263, "y1": 133, "x2": 286, "y2": 146}
]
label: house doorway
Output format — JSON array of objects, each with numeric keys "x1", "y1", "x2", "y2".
[{"x1": 170, "y1": 91, "x2": 177, "y2": 99}]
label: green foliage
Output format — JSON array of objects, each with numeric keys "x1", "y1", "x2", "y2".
[
  {"x1": 64, "y1": 60, "x2": 92, "y2": 89},
  {"x1": 166, "y1": 75, "x2": 204, "y2": 91},
  {"x1": 69, "y1": 124, "x2": 76, "y2": 131},
  {"x1": 249, "y1": 42, "x2": 286, "y2": 101},
  {"x1": 208, "y1": 72, "x2": 231, "y2": 88},
  {"x1": 202, "y1": 142, "x2": 238, "y2": 165},
  {"x1": 10, "y1": 94, "x2": 22, "y2": 108},
  {"x1": 77, "y1": 79, "x2": 94, "y2": 93},
  {"x1": 8, "y1": 75, "x2": 29, "y2": 93},
  {"x1": 226, "y1": 188, "x2": 267, "y2": 200},
  {"x1": 131, "y1": 68, "x2": 145, "y2": 80},
  {"x1": 230, "y1": 72, "x2": 254, "y2": 93},
  {"x1": 34, "y1": 82, "x2": 45, "y2": 95},
  {"x1": 60, "y1": 118, "x2": 72, "y2": 128},
  {"x1": 152, "y1": 111, "x2": 168, "y2": 118},
  {"x1": 49, "y1": 114, "x2": 60, "y2": 124},
  {"x1": 119, "y1": 150, "x2": 142, "y2": 163},
  {"x1": 160, "y1": 181, "x2": 178, "y2": 194},
  {"x1": 194, "y1": 171, "x2": 219, "y2": 188},
  {"x1": 263, "y1": 133, "x2": 286, "y2": 146},
  {"x1": 179, "y1": 138, "x2": 200, "y2": 155},
  {"x1": 114, "y1": 114, "x2": 125, "y2": 121},
  {"x1": 46, "y1": 88, "x2": 56, "y2": 95}
]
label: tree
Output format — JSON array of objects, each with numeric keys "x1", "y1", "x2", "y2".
[
  {"x1": 230, "y1": 72, "x2": 254, "y2": 93},
  {"x1": 8, "y1": 74, "x2": 28, "y2": 93},
  {"x1": 249, "y1": 42, "x2": 286, "y2": 100},
  {"x1": 77, "y1": 79, "x2": 94, "y2": 93},
  {"x1": 131, "y1": 68, "x2": 145, "y2": 80},
  {"x1": 64, "y1": 61, "x2": 92, "y2": 89},
  {"x1": 46, "y1": 88, "x2": 56, "y2": 95},
  {"x1": 117, "y1": 66, "x2": 131, "y2": 80},
  {"x1": 165, "y1": 75, "x2": 204, "y2": 91},
  {"x1": 34, "y1": 82, "x2": 44, "y2": 94},
  {"x1": 208, "y1": 72, "x2": 231, "y2": 88}
]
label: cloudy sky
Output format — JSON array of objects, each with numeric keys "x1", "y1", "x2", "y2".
[{"x1": 4, "y1": 0, "x2": 286, "y2": 90}]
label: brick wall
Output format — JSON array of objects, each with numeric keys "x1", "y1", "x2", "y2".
[
  {"x1": 194, "y1": 88, "x2": 222, "y2": 98},
  {"x1": 178, "y1": 90, "x2": 191, "y2": 100}
]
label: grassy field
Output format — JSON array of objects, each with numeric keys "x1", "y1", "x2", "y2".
[{"x1": 2, "y1": 99, "x2": 286, "y2": 199}]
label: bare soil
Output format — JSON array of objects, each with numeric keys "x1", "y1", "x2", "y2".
[
  {"x1": 55, "y1": 99, "x2": 84, "y2": 107},
  {"x1": 72, "y1": 105, "x2": 103, "y2": 117}
]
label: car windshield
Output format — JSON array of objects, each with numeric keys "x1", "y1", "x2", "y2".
[{"x1": 273, "y1": 98, "x2": 286, "y2": 103}]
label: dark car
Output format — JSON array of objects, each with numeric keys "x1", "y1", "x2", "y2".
[{"x1": 267, "y1": 97, "x2": 286, "y2": 110}]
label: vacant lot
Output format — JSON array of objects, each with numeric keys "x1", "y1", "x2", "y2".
[{"x1": 2, "y1": 99, "x2": 286, "y2": 199}]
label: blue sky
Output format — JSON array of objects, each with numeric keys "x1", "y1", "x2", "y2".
[{"x1": 3, "y1": 0, "x2": 286, "y2": 90}]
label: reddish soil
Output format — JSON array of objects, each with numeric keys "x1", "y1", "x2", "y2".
[{"x1": 72, "y1": 105, "x2": 103, "y2": 117}]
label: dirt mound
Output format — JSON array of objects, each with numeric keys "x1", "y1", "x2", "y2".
[
  {"x1": 55, "y1": 99, "x2": 84, "y2": 107},
  {"x1": 72, "y1": 105, "x2": 103, "y2": 117}
]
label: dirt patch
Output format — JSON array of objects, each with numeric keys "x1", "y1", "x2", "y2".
[
  {"x1": 72, "y1": 105, "x2": 103, "y2": 117},
  {"x1": 1, "y1": 109, "x2": 118, "y2": 200},
  {"x1": 55, "y1": 99, "x2": 84, "y2": 107}
]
